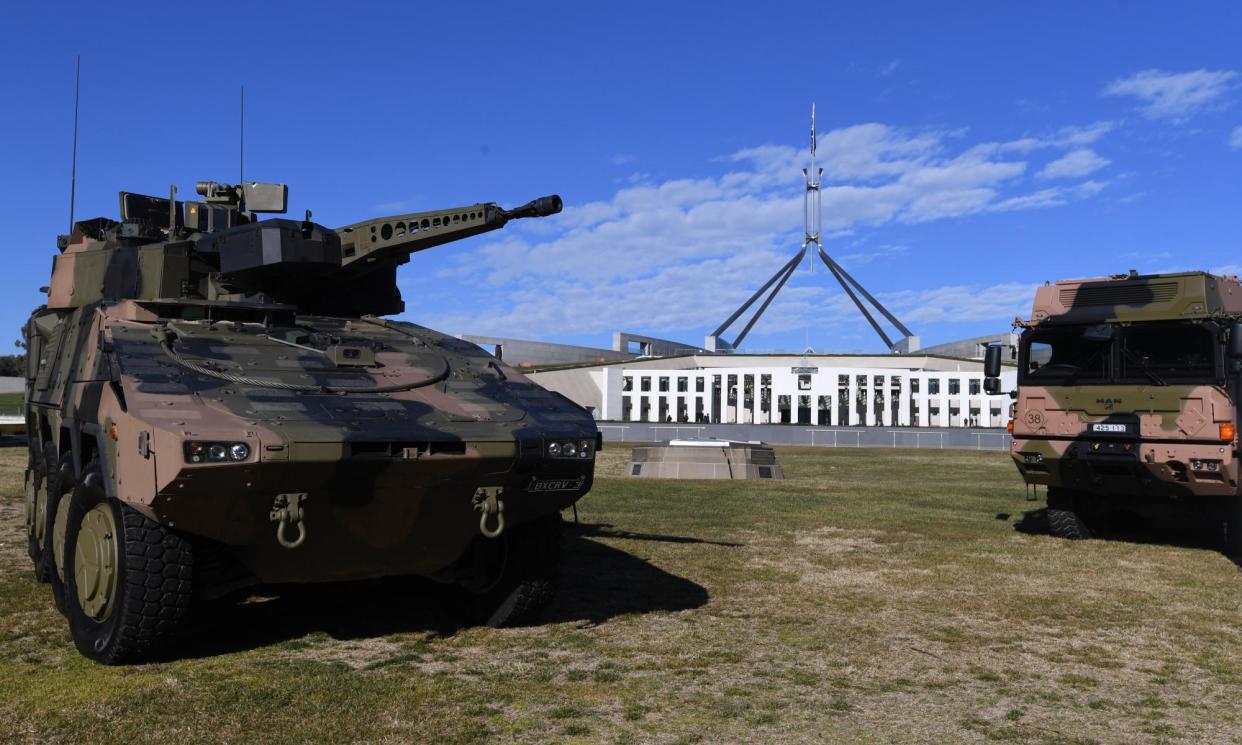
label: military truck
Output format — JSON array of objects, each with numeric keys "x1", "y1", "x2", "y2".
[
  {"x1": 23, "y1": 180, "x2": 598, "y2": 663},
  {"x1": 985, "y1": 271, "x2": 1242, "y2": 552}
]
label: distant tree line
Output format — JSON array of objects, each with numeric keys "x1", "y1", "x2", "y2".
[{"x1": 0, "y1": 354, "x2": 24, "y2": 377}]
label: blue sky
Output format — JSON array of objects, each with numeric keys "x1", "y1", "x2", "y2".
[{"x1": 2, "y1": 2, "x2": 1240, "y2": 354}]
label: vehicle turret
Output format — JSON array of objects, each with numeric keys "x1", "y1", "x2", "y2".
[{"x1": 46, "y1": 181, "x2": 562, "y2": 316}]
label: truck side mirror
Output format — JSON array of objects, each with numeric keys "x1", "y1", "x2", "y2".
[
  {"x1": 984, "y1": 344, "x2": 1002, "y2": 378},
  {"x1": 983, "y1": 377, "x2": 1002, "y2": 395}
]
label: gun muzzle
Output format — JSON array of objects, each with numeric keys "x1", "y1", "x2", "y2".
[{"x1": 506, "y1": 194, "x2": 563, "y2": 220}]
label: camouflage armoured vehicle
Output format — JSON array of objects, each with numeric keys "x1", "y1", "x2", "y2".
[
  {"x1": 986, "y1": 271, "x2": 1242, "y2": 551},
  {"x1": 23, "y1": 180, "x2": 597, "y2": 663}
]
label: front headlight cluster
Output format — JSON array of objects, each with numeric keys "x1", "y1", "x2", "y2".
[
  {"x1": 548, "y1": 439, "x2": 593, "y2": 460},
  {"x1": 184, "y1": 441, "x2": 251, "y2": 464}
]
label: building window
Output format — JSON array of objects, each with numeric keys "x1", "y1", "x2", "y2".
[
  {"x1": 969, "y1": 379, "x2": 980, "y2": 395},
  {"x1": 839, "y1": 374, "x2": 850, "y2": 387},
  {"x1": 695, "y1": 377, "x2": 705, "y2": 393},
  {"x1": 873, "y1": 375, "x2": 884, "y2": 388},
  {"x1": 677, "y1": 377, "x2": 688, "y2": 393},
  {"x1": 622, "y1": 376, "x2": 633, "y2": 392},
  {"x1": 798, "y1": 374, "x2": 811, "y2": 390},
  {"x1": 948, "y1": 379, "x2": 960, "y2": 395},
  {"x1": 928, "y1": 379, "x2": 940, "y2": 395},
  {"x1": 911, "y1": 379, "x2": 920, "y2": 393},
  {"x1": 640, "y1": 377, "x2": 651, "y2": 392},
  {"x1": 659, "y1": 376, "x2": 670, "y2": 393}
]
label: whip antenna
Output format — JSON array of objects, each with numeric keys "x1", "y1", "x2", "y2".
[
  {"x1": 239, "y1": 85, "x2": 245, "y2": 184},
  {"x1": 68, "y1": 55, "x2": 80, "y2": 234}
]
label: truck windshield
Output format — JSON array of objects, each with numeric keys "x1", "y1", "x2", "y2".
[
  {"x1": 1020, "y1": 323, "x2": 1219, "y2": 385},
  {"x1": 1022, "y1": 329, "x2": 1110, "y2": 383},
  {"x1": 1119, "y1": 324, "x2": 1216, "y2": 382}
]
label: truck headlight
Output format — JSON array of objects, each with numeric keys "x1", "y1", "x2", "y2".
[{"x1": 185, "y1": 441, "x2": 253, "y2": 464}]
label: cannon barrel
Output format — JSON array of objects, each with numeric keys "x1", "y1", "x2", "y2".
[{"x1": 502, "y1": 194, "x2": 563, "y2": 221}]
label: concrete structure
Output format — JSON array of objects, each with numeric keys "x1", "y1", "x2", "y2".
[
  {"x1": 460, "y1": 335, "x2": 634, "y2": 367},
  {"x1": 628, "y1": 440, "x2": 784, "y2": 480},
  {"x1": 529, "y1": 353, "x2": 1017, "y2": 428},
  {"x1": 612, "y1": 331, "x2": 703, "y2": 357},
  {"x1": 919, "y1": 332, "x2": 1018, "y2": 361}
]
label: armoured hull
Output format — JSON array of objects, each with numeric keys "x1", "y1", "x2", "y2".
[{"x1": 29, "y1": 301, "x2": 595, "y2": 585}]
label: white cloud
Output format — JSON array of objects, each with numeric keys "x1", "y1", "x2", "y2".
[
  {"x1": 611, "y1": 153, "x2": 635, "y2": 166},
  {"x1": 1231, "y1": 126, "x2": 1242, "y2": 149},
  {"x1": 1103, "y1": 69, "x2": 1237, "y2": 121},
  {"x1": 1037, "y1": 148, "x2": 1109, "y2": 180},
  {"x1": 411, "y1": 121, "x2": 1110, "y2": 342},
  {"x1": 878, "y1": 58, "x2": 901, "y2": 77},
  {"x1": 882, "y1": 282, "x2": 1040, "y2": 324}
]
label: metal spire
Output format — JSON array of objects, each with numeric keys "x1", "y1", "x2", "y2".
[
  {"x1": 707, "y1": 104, "x2": 918, "y2": 354},
  {"x1": 802, "y1": 102, "x2": 822, "y2": 273}
]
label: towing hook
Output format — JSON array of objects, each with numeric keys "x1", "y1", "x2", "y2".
[
  {"x1": 270, "y1": 493, "x2": 308, "y2": 549},
  {"x1": 472, "y1": 487, "x2": 506, "y2": 539}
]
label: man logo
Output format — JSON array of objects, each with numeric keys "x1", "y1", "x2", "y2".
[{"x1": 1096, "y1": 398, "x2": 1121, "y2": 410}]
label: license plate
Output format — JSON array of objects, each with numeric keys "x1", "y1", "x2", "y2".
[
  {"x1": 527, "y1": 475, "x2": 586, "y2": 493},
  {"x1": 1091, "y1": 423, "x2": 1127, "y2": 433}
]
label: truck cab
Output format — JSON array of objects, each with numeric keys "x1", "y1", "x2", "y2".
[{"x1": 993, "y1": 271, "x2": 1242, "y2": 550}]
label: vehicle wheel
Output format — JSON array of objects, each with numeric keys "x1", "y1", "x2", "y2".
[
  {"x1": 1047, "y1": 487, "x2": 1091, "y2": 540},
  {"x1": 1222, "y1": 494, "x2": 1242, "y2": 558},
  {"x1": 461, "y1": 513, "x2": 562, "y2": 628},
  {"x1": 25, "y1": 441, "x2": 52, "y2": 578},
  {"x1": 37, "y1": 451, "x2": 75, "y2": 596},
  {"x1": 63, "y1": 460, "x2": 194, "y2": 664}
]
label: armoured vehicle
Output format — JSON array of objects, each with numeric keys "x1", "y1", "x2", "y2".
[
  {"x1": 23, "y1": 180, "x2": 598, "y2": 664},
  {"x1": 986, "y1": 271, "x2": 1242, "y2": 551}
]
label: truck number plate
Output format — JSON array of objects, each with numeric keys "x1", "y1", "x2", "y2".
[{"x1": 1091, "y1": 423, "x2": 1127, "y2": 433}]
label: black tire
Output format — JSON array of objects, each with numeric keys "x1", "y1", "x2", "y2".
[
  {"x1": 38, "y1": 451, "x2": 75, "y2": 596},
  {"x1": 62, "y1": 460, "x2": 194, "y2": 664},
  {"x1": 1047, "y1": 487, "x2": 1091, "y2": 540},
  {"x1": 1222, "y1": 494, "x2": 1242, "y2": 558},
  {"x1": 464, "y1": 513, "x2": 562, "y2": 628}
]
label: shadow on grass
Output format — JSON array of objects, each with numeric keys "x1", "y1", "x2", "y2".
[
  {"x1": 1009, "y1": 506, "x2": 1242, "y2": 566},
  {"x1": 176, "y1": 527, "x2": 710, "y2": 659}
]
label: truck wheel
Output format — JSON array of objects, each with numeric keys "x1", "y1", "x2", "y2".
[
  {"x1": 1046, "y1": 487, "x2": 1091, "y2": 540},
  {"x1": 1222, "y1": 495, "x2": 1242, "y2": 558},
  {"x1": 37, "y1": 452, "x2": 75, "y2": 596},
  {"x1": 62, "y1": 460, "x2": 194, "y2": 664},
  {"x1": 463, "y1": 514, "x2": 562, "y2": 628}
]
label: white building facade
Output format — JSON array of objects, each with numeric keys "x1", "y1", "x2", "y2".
[{"x1": 595, "y1": 364, "x2": 1017, "y2": 428}]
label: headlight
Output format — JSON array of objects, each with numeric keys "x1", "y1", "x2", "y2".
[
  {"x1": 547, "y1": 438, "x2": 595, "y2": 460},
  {"x1": 184, "y1": 441, "x2": 254, "y2": 464}
]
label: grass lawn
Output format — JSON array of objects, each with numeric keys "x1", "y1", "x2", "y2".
[
  {"x1": 1, "y1": 443, "x2": 1240, "y2": 744},
  {"x1": 0, "y1": 392, "x2": 23, "y2": 412}
]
